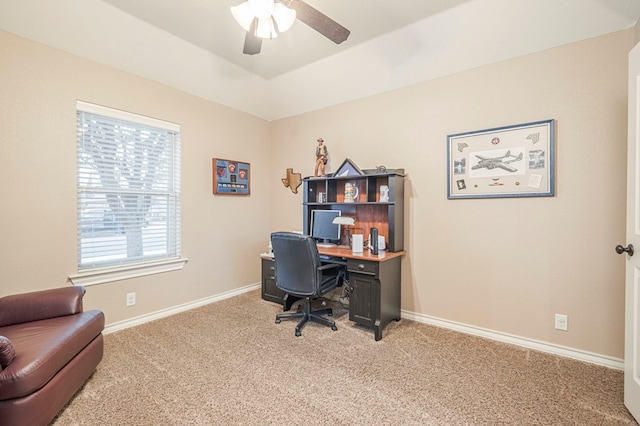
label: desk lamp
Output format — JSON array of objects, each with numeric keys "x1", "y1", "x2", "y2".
[{"x1": 332, "y1": 216, "x2": 355, "y2": 247}]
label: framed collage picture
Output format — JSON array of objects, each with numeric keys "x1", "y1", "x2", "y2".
[
  {"x1": 447, "y1": 119, "x2": 555, "y2": 199},
  {"x1": 212, "y1": 158, "x2": 250, "y2": 195}
]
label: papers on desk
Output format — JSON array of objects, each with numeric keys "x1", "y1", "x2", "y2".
[{"x1": 260, "y1": 252, "x2": 274, "y2": 258}]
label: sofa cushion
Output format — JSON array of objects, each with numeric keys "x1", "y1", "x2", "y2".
[
  {"x1": 0, "y1": 336, "x2": 16, "y2": 369},
  {"x1": 0, "y1": 310, "x2": 104, "y2": 401}
]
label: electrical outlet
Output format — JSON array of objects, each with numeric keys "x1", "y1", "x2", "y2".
[
  {"x1": 126, "y1": 292, "x2": 136, "y2": 307},
  {"x1": 555, "y1": 313, "x2": 568, "y2": 331}
]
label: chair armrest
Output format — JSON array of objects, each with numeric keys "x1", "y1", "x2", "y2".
[
  {"x1": 0, "y1": 286, "x2": 86, "y2": 327},
  {"x1": 318, "y1": 263, "x2": 344, "y2": 272}
]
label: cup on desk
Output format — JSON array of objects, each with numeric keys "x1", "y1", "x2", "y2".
[
  {"x1": 378, "y1": 236, "x2": 386, "y2": 251},
  {"x1": 369, "y1": 235, "x2": 386, "y2": 251},
  {"x1": 351, "y1": 234, "x2": 364, "y2": 253}
]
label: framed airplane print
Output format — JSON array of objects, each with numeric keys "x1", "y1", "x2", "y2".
[
  {"x1": 212, "y1": 158, "x2": 250, "y2": 195},
  {"x1": 447, "y1": 119, "x2": 555, "y2": 199}
]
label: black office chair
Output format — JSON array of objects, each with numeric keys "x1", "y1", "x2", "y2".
[{"x1": 271, "y1": 232, "x2": 346, "y2": 337}]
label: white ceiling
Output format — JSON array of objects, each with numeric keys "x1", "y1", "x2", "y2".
[
  {"x1": 101, "y1": 0, "x2": 474, "y2": 80},
  {"x1": 1, "y1": 0, "x2": 640, "y2": 120}
]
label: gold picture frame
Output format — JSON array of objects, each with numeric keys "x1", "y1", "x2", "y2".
[{"x1": 212, "y1": 158, "x2": 250, "y2": 195}]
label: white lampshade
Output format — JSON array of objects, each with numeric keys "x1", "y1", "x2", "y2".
[
  {"x1": 248, "y1": 0, "x2": 274, "y2": 19},
  {"x1": 230, "y1": 2, "x2": 254, "y2": 31},
  {"x1": 231, "y1": 0, "x2": 295, "y2": 40},
  {"x1": 332, "y1": 216, "x2": 355, "y2": 226},
  {"x1": 272, "y1": 3, "x2": 296, "y2": 32},
  {"x1": 231, "y1": 0, "x2": 296, "y2": 38},
  {"x1": 255, "y1": 17, "x2": 278, "y2": 39}
]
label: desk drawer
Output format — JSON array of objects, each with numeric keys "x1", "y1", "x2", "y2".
[
  {"x1": 261, "y1": 258, "x2": 285, "y2": 305},
  {"x1": 347, "y1": 259, "x2": 377, "y2": 275},
  {"x1": 261, "y1": 258, "x2": 275, "y2": 279}
]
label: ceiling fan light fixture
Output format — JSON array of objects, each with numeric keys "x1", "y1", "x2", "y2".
[
  {"x1": 272, "y1": 3, "x2": 296, "y2": 33},
  {"x1": 233, "y1": 0, "x2": 350, "y2": 55},
  {"x1": 255, "y1": 17, "x2": 278, "y2": 39},
  {"x1": 248, "y1": 0, "x2": 275, "y2": 19},
  {"x1": 230, "y1": 2, "x2": 254, "y2": 31}
]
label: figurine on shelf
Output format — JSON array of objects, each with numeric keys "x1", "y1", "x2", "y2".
[
  {"x1": 314, "y1": 138, "x2": 328, "y2": 177},
  {"x1": 344, "y1": 181, "x2": 358, "y2": 203},
  {"x1": 379, "y1": 185, "x2": 389, "y2": 202}
]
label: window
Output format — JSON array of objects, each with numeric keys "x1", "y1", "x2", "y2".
[{"x1": 75, "y1": 101, "x2": 182, "y2": 280}]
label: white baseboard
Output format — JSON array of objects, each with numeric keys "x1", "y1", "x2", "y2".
[
  {"x1": 102, "y1": 284, "x2": 623, "y2": 370},
  {"x1": 401, "y1": 310, "x2": 625, "y2": 370},
  {"x1": 103, "y1": 283, "x2": 261, "y2": 335}
]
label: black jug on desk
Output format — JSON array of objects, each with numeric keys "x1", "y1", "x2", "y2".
[{"x1": 370, "y1": 228, "x2": 379, "y2": 255}]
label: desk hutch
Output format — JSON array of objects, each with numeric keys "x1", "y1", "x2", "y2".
[
  {"x1": 303, "y1": 169, "x2": 405, "y2": 252},
  {"x1": 262, "y1": 169, "x2": 406, "y2": 340}
]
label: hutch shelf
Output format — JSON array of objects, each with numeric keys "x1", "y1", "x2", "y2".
[{"x1": 302, "y1": 169, "x2": 405, "y2": 252}]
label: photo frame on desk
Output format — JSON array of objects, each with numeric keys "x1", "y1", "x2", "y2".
[
  {"x1": 212, "y1": 158, "x2": 250, "y2": 195},
  {"x1": 447, "y1": 119, "x2": 555, "y2": 199}
]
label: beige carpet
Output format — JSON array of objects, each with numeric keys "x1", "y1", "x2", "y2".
[{"x1": 53, "y1": 289, "x2": 637, "y2": 425}]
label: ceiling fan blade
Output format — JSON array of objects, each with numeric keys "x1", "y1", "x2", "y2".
[
  {"x1": 242, "y1": 19, "x2": 262, "y2": 55},
  {"x1": 243, "y1": 31, "x2": 262, "y2": 55},
  {"x1": 289, "y1": 0, "x2": 350, "y2": 44}
]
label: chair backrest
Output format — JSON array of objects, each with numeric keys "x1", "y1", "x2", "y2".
[{"x1": 270, "y1": 232, "x2": 322, "y2": 297}]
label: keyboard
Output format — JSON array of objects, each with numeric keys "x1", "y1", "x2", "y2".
[{"x1": 319, "y1": 254, "x2": 347, "y2": 265}]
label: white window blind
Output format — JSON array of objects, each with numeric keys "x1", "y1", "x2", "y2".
[{"x1": 76, "y1": 101, "x2": 181, "y2": 271}]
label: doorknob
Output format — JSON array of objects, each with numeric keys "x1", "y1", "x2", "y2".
[{"x1": 615, "y1": 244, "x2": 634, "y2": 256}]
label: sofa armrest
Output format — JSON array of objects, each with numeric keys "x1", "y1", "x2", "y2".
[{"x1": 0, "y1": 286, "x2": 86, "y2": 327}]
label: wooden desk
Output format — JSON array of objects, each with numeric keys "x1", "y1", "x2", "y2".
[
  {"x1": 317, "y1": 246, "x2": 405, "y2": 262},
  {"x1": 261, "y1": 247, "x2": 405, "y2": 341}
]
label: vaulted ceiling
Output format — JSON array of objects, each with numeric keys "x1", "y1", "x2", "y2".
[{"x1": 2, "y1": 0, "x2": 639, "y2": 120}]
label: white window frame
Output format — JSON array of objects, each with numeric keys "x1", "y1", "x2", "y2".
[{"x1": 69, "y1": 101, "x2": 187, "y2": 286}]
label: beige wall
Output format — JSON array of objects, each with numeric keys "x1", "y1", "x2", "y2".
[
  {"x1": 0, "y1": 31, "x2": 271, "y2": 324},
  {"x1": 0, "y1": 28, "x2": 633, "y2": 360},
  {"x1": 270, "y1": 30, "x2": 632, "y2": 359}
]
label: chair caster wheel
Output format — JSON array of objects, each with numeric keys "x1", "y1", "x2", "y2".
[
  {"x1": 328, "y1": 312, "x2": 333, "y2": 317},
  {"x1": 295, "y1": 330, "x2": 301, "y2": 337},
  {"x1": 275, "y1": 319, "x2": 281, "y2": 324},
  {"x1": 331, "y1": 325, "x2": 337, "y2": 331}
]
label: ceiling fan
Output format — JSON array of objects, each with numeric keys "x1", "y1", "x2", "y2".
[{"x1": 230, "y1": 0, "x2": 351, "y2": 55}]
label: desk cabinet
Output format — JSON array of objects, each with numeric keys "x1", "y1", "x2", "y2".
[
  {"x1": 347, "y1": 256, "x2": 401, "y2": 341},
  {"x1": 261, "y1": 258, "x2": 285, "y2": 305}
]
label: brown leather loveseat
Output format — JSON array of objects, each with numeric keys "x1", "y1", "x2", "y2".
[{"x1": 0, "y1": 286, "x2": 105, "y2": 425}]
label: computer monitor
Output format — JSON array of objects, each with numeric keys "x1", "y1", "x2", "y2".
[{"x1": 310, "y1": 209, "x2": 341, "y2": 247}]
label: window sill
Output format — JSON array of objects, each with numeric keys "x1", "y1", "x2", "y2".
[{"x1": 68, "y1": 258, "x2": 188, "y2": 287}]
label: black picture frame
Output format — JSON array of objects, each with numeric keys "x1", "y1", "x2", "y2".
[{"x1": 334, "y1": 158, "x2": 363, "y2": 177}]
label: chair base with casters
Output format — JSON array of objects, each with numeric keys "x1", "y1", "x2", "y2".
[{"x1": 275, "y1": 297, "x2": 337, "y2": 336}]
